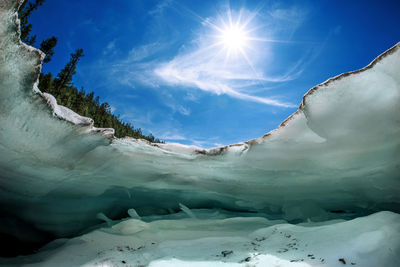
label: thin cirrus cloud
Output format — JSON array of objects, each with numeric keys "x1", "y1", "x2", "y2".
[
  {"x1": 109, "y1": 5, "x2": 310, "y2": 109},
  {"x1": 153, "y1": 44, "x2": 299, "y2": 108},
  {"x1": 149, "y1": 7, "x2": 307, "y2": 108}
]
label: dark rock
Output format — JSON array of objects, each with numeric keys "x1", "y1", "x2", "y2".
[{"x1": 221, "y1": 250, "x2": 233, "y2": 257}]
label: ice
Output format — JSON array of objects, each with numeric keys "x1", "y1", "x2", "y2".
[
  {"x1": 127, "y1": 208, "x2": 141, "y2": 219},
  {"x1": 110, "y1": 219, "x2": 148, "y2": 235},
  {"x1": 41, "y1": 93, "x2": 94, "y2": 126},
  {"x1": 95, "y1": 213, "x2": 112, "y2": 226},
  {"x1": 179, "y1": 203, "x2": 197, "y2": 219},
  {"x1": 0, "y1": 0, "x2": 399, "y2": 264},
  {"x1": 3, "y1": 211, "x2": 399, "y2": 266}
]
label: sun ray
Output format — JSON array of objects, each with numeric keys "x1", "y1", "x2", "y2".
[
  {"x1": 240, "y1": 6, "x2": 262, "y2": 29},
  {"x1": 246, "y1": 37, "x2": 294, "y2": 43},
  {"x1": 210, "y1": 7, "x2": 261, "y2": 62},
  {"x1": 238, "y1": 47, "x2": 259, "y2": 79},
  {"x1": 224, "y1": 48, "x2": 232, "y2": 66},
  {"x1": 185, "y1": 41, "x2": 223, "y2": 59},
  {"x1": 236, "y1": 8, "x2": 243, "y2": 27},
  {"x1": 207, "y1": 4, "x2": 276, "y2": 92},
  {"x1": 227, "y1": 4, "x2": 233, "y2": 27}
]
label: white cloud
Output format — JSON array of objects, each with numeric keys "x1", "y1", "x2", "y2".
[
  {"x1": 153, "y1": 38, "x2": 297, "y2": 107},
  {"x1": 128, "y1": 42, "x2": 161, "y2": 62},
  {"x1": 115, "y1": 62, "x2": 160, "y2": 88},
  {"x1": 158, "y1": 132, "x2": 187, "y2": 141},
  {"x1": 173, "y1": 105, "x2": 191, "y2": 116},
  {"x1": 146, "y1": 6, "x2": 313, "y2": 108},
  {"x1": 105, "y1": 5, "x2": 314, "y2": 108},
  {"x1": 108, "y1": 42, "x2": 169, "y2": 89},
  {"x1": 158, "y1": 91, "x2": 191, "y2": 116}
]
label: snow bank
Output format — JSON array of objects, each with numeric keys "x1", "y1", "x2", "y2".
[{"x1": 3, "y1": 211, "x2": 399, "y2": 266}]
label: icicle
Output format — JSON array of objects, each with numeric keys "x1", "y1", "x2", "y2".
[
  {"x1": 96, "y1": 212, "x2": 112, "y2": 226},
  {"x1": 179, "y1": 203, "x2": 197, "y2": 219},
  {"x1": 127, "y1": 208, "x2": 141, "y2": 219},
  {"x1": 124, "y1": 188, "x2": 131, "y2": 199}
]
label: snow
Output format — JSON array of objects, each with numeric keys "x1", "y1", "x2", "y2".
[
  {"x1": 3, "y1": 211, "x2": 399, "y2": 266},
  {"x1": 0, "y1": 0, "x2": 399, "y2": 265},
  {"x1": 41, "y1": 93, "x2": 94, "y2": 126}
]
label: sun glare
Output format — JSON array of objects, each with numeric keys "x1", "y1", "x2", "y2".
[
  {"x1": 205, "y1": 9, "x2": 259, "y2": 62},
  {"x1": 220, "y1": 25, "x2": 248, "y2": 51}
]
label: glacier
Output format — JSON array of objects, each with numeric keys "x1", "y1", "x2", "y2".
[{"x1": 0, "y1": 0, "x2": 399, "y2": 265}]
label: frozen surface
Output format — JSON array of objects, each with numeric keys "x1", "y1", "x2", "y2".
[
  {"x1": 3, "y1": 211, "x2": 399, "y2": 266},
  {"x1": 0, "y1": 0, "x2": 399, "y2": 264}
]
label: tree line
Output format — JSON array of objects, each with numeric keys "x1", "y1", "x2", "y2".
[{"x1": 19, "y1": 0, "x2": 162, "y2": 143}]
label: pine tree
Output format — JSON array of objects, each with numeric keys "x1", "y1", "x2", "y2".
[
  {"x1": 38, "y1": 72, "x2": 53, "y2": 92},
  {"x1": 54, "y1": 48, "x2": 84, "y2": 91},
  {"x1": 18, "y1": 0, "x2": 46, "y2": 45},
  {"x1": 40, "y1": 37, "x2": 58, "y2": 63},
  {"x1": 25, "y1": 2, "x2": 162, "y2": 143}
]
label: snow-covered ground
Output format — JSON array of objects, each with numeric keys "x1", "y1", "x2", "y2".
[
  {"x1": 3, "y1": 210, "x2": 399, "y2": 266},
  {"x1": 0, "y1": 0, "x2": 399, "y2": 265}
]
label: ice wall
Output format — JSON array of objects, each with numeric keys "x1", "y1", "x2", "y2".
[{"x1": 0, "y1": 0, "x2": 399, "y2": 256}]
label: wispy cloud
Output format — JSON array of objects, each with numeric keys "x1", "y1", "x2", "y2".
[
  {"x1": 103, "y1": 5, "x2": 313, "y2": 109},
  {"x1": 108, "y1": 42, "x2": 167, "y2": 89},
  {"x1": 148, "y1": 0, "x2": 174, "y2": 16},
  {"x1": 114, "y1": 61, "x2": 160, "y2": 89},
  {"x1": 153, "y1": 46, "x2": 297, "y2": 107},
  {"x1": 267, "y1": 6, "x2": 308, "y2": 40},
  {"x1": 127, "y1": 42, "x2": 162, "y2": 62},
  {"x1": 158, "y1": 90, "x2": 191, "y2": 116},
  {"x1": 145, "y1": 5, "x2": 313, "y2": 108},
  {"x1": 167, "y1": 103, "x2": 191, "y2": 116},
  {"x1": 103, "y1": 40, "x2": 116, "y2": 55},
  {"x1": 80, "y1": 18, "x2": 100, "y2": 33},
  {"x1": 158, "y1": 132, "x2": 187, "y2": 141},
  {"x1": 155, "y1": 131, "x2": 225, "y2": 148}
]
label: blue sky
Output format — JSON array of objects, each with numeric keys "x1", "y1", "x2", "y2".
[{"x1": 29, "y1": 0, "x2": 400, "y2": 147}]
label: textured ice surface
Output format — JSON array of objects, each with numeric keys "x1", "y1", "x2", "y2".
[
  {"x1": 0, "y1": 0, "x2": 399, "y2": 264},
  {"x1": 3, "y1": 211, "x2": 399, "y2": 266}
]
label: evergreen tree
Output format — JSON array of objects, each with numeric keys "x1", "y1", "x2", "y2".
[
  {"x1": 40, "y1": 36, "x2": 58, "y2": 63},
  {"x1": 23, "y1": 1, "x2": 162, "y2": 142},
  {"x1": 54, "y1": 48, "x2": 84, "y2": 90},
  {"x1": 38, "y1": 73, "x2": 53, "y2": 92},
  {"x1": 18, "y1": 0, "x2": 46, "y2": 45}
]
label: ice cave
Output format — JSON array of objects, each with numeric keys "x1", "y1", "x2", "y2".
[{"x1": 0, "y1": 0, "x2": 399, "y2": 266}]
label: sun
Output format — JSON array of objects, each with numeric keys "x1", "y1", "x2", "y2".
[
  {"x1": 206, "y1": 10, "x2": 257, "y2": 62},
  {"x1": 199, "y1": 8, "x2": 265, "y2": 63},
  {"x1": 220, "y1": 25, "x2": 249, "y2": 51}
]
